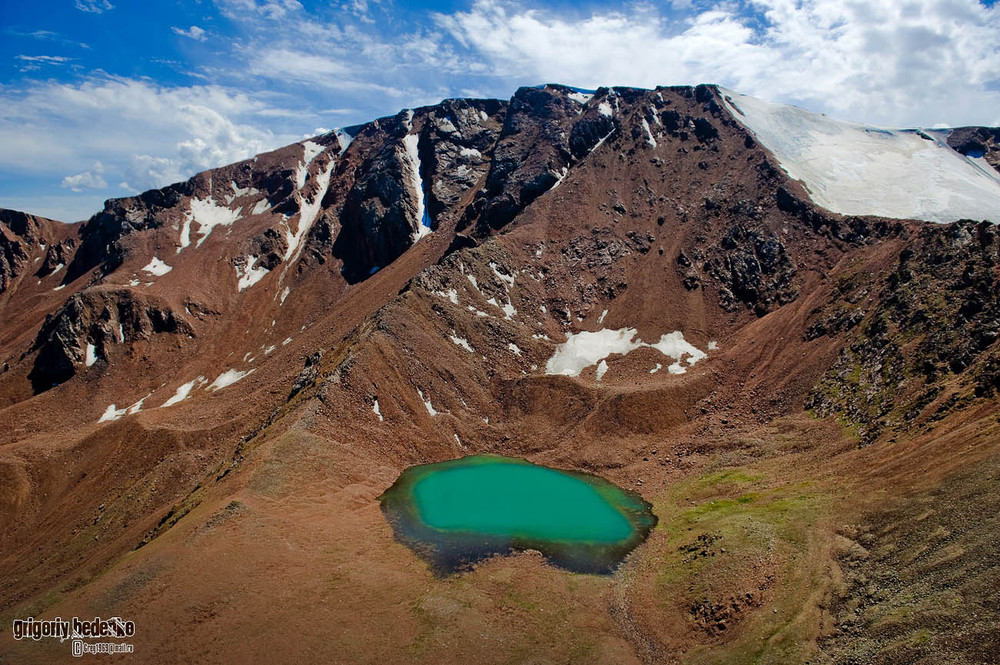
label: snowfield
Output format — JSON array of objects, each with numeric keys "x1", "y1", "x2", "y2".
[
  {"x1": 142, "y1": 256, "x2": 172, "y2": 276},
  {"x1": 720, "y1": 88, "x2": 1000, "y2": 224},
  {"x1": 545, "y1": 328, "x2": 644, "y2": 377},
  {"x1": 180, "y1": 196, "x2": 243, "y2": 250},
  {"x1": 236, "y1": 255, "x2": 269, "y2": 291},
  {"x1": 545, "y1": 328, "x2": 711, "y2": 378}
]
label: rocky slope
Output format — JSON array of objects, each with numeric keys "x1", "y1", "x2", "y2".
[{"x1": 1, "y1": 84, "x2": 999, "y2": 665}]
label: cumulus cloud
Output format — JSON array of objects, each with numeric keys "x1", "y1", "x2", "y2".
[
  {"x1": 172, "y1": 25, "x2": 208, "y2": 41},
  {"x1": 210, "y1": 0, "x2": 1000, "y2": 127},
  {"x1": 74, "y1": 0, "x2": 114, "y2": 14},
  {"x1": 61, "y1": 161, "x2": 107, "y2": 191},
  {"x1": 433, "y1": 0, "x2": 1000, "y2": 127},
  {"x1": 0, "y1": 76, "x2": 296, "y2": 203}
]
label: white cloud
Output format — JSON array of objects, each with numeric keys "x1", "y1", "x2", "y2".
[
  {"x1": 434, "y1": 0, "x2": 1000, "y2": 128},
  {"x1": 16, "y1": 55, "x2": 73, "y2": 72},
  {"x1": 61, "y1": 161, "x2": 107, "y2": 191},
  {"x1": 172, "y1": 25, "x2": 208, "y2": 41},
  {"x1": 74, "y1": 0, "x2": 114, "y2": 14},
  {"x1": 212, "y1": 0, "x2": 1000, "y2": 128},
  {"x1": 215, "y1": 0, "x2": 303, "y2": 20},
  {"x1": 0, "y1": 76, "x2": 297, "y2": 218}
]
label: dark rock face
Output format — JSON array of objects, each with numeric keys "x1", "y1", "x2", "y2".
[
  {"x1": 421, "y1": 99, "x2": 504, "y2": 215},
  {"x1": 37, "y1": 242, "x2": 73, "y2": 278},
  {"x1": 333, "y1": 112, "x2": 426, "y2": 283},
  {"x1": 247, "y1": 228, "x2": 289, "y2": 271},
  {"x1": 947, "y1": 126, "x2": 1000, "y2": 172},
  {"x1": 333, "y1": 101, "x2": 505, "y2": 282},
  {"x1": 0, "y1": 208, "x2": 39, "y2": 239},
  {"x1": 471, "y1": 85, "x2": 585, "y2": 232},
  {"x1": 28, "y1": 289, "x2": 191, "y2": 393},
  {"x1": 703, "y1": 224, "x2": 798, "y2": 315},
  {"x1": 0, "y1": 217, "x2": 30, "y2": 294},
  {"x1": 0, "y1": 209, "x2": 77, "y2": 293}
]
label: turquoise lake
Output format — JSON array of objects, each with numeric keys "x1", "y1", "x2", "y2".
[{"x1": 379, "y1": 455, "x2": 657, "y2": 574}]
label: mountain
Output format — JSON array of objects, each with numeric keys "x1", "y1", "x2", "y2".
[{"x1": 1, "y1": 83, "x2": 999, "y2": 664}]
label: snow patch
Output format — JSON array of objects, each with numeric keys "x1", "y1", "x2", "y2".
[
  {"x1": 598, "y1": 309, "x2": 608, "y2": 323},
  {"x1": 417, "y1": 387, "x2": 437, "y2": 416},
  {"x1": 460, "y1": 147, "x2": 482, "y2": 159},
  {"x1": 335, "y1": 128, "x2": 354, "y2": 154},
  {"x1": 142, "y1": 256, "x2": 172, "y2": 276},
  {"x1": 284, "y1": 160, "x2": 334, "y2": 272},
  {"x1": 598, "y1": 101, "x2": 613, "y2": 117},
  {"x1": 641, "y1": 118, "x2": 657, "y2": 148},
  {"x1": 98, "y1": 404, "x2": 127, "y2": 423},
  {"x1": 595, "y1": 359, "x2": 609, "y2": 381},
  {"x1": 489, "y1": 262, "x2": 515, "y2": 288},
  {"x1": 707, "y1": 340, "x2": 718, "y2": 350},
  {"x1": 568, "y1": 91, "x2": 593, "y2": 104},
  {"x1": 236, "y1": 255, "x2": 269, "y2": 291},
  {"x1": 294, "y1": 141, "x2": 326, "y2": 190},
  {"x1": 650, "y1": 363, "x2": 662, "y2": 374},
  {"x1": 508, "y1": 342, "x2": 522, "y2": 356},
  {"x1": 435, "y1": 116, "x2": 458, "y2": 134},
  {"x1": 251, "y1": 198, "x2": 271, "y2": 216},
  {"x1": 435, "y1": 289, "x2": 459, "y2": 304},
  {"x1": 161, "y1": 377, "x2": 206, "y2": 407},
  {"x1": 208, "y1": 369, "x2": 254, "y2": 391},
  {"x1": 450, "y1": 335, "x2": 474, "y2": 352},
  {"x1": 402, "y1": 133, "x2": 432, "y2": 242},
  {"x1": 225, "y1": 183, "x2": 260, "y2": 204},
  {"x1": 302, "y1": 140, "x2": 325, "y2": 167},
  {"x1": 550, "y1": 166, "x2": 569, "y2": 190},
  {"x1": 181, "y1": 197, "x2": 243, "y2": 250},
  {"x1": 97, "y1": 397, "x2": 144, "y2": 423},
  {"x1": 85, "y1": 343, "x2": 97, "y2": 367},
  {"x1": 373, "y1": 398, "x2": 383, "y2": 421},
  {"x1": 647, "y1": 332, "x2": 707, "y2": 373},
  {"x1": 546, "y1": 328, "x2": 644, "y2": 377}
]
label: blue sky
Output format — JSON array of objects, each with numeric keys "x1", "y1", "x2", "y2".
[{"x1": 2, "y1": 0, "x2": 1000, "y2": 222}]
